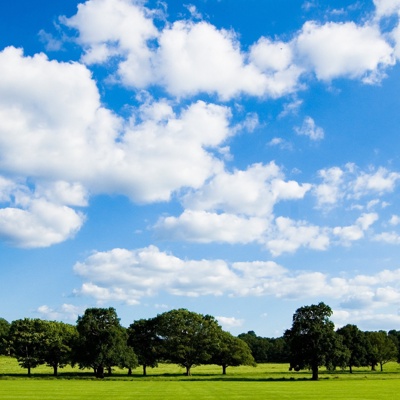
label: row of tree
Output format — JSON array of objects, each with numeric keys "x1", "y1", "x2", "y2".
[
  {"x1": 0, "y1": 308, "x2": 255, "y2": 377},
  {"x1": 1, "y1": 303, "x2": 399, "y2": 380}
]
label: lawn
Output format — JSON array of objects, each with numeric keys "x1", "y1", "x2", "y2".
[{"x1": 1, "y1": 356, "x2": 399, "y2": 399}]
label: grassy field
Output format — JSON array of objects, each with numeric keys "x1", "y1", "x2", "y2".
[{"x1": 1, "y1": 356, "x2": 399, "y2": 399}]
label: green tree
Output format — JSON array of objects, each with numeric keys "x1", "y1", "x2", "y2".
[
  {"x1": 284, "y1": 302, "x2": 341, "y2": 380},
  {"x1": 9, "y1": 318, "x2": 46, "y2": 376},
  {"x1": 74, "y1": 307, "x2": 136, "y2": 378},
  {"x1": 336, "y1": 324, "x2": 368, "y2": 373},
  {"x1": 237, "y1": 331, "x2": 270, "y2": 363},
  {"x1": 156, "y1": 308, "x2": 223, "y2": 376},
  {"x1": 212, "y1": 331, "x2": 256, "y2": 374},
  {"x1": 0, "y1": 318, "x2": 10, "y2": 355},
  {"x1": 41, "y1": 321, "x2": 78, "y2": 376},
  {"x1": 128, "y1": 318, "x2": 161, "y2": 376},
  {"x1": 388, "y1": 330, "x2": 400, "y2": 363},
  {"x1": 266, "y1": 337, "x2": 290, "y2": 363},
  {"x1": 365, "y1": 331, "x2": 397, "y2": 371}
]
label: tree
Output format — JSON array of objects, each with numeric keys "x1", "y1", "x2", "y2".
[
  {"x1": 41, "y1": 321, "x2": 78, "y2": 376},
  {"x1": 128, "y1": 318, "x2": 161, "y2": 376},
  {"x1": 365, "y1": 331, "x2": 397, "y2": 371},
  {"x1": 212, "y1": 331, "x2": 256, "y2": 374},
  {"x1": 284, "y1": 302, "x2": 342, "y2": 380},
  {"x1": 336, "y1": 324, "x2": 368, "y2": 373},
  {"x1": 8, "y1": 318, "x2": 46, "y2": 376},
  {"x1": 156, "y1": 309, "x2": 223, "y2": 376},
  {"x1": 237, "y1": 331, "x2": 270, "y2": 363},
  {"x1": 74, "y1": 307, "x2": 136, "y2": 378},
  {"x1": 0, "y1": 318, "x2": 10, "y2": 355},
  {"x1": 388, "y1": 330, "x2": 400, "y2": 363}
]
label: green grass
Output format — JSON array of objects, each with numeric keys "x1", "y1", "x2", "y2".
[{"x1": 1, "y1": 357, "x2": 400, "y2": 399}]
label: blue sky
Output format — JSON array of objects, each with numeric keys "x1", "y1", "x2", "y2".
[{"x1": 1, "y1": 0, "x2": 400, "y2": 337}]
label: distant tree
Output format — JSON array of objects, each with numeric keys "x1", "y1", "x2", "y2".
[
  {"x1": 41, "y1": 321, "x2": 78, "y2": 376},
  {"x1": 388, "y1": 330, "x2": 400, "y2": 363},
  {"x1": 211, "y1": 331, "x2": 256, "y2": 374},
  {"x1": 156, "y1": 309, "x2": 223, "y2": 376},
  {"x1": 266, "y1": 337, "x2": 290, "y2": 363},
  {"x1": 128, "y1": 318, "x2": 161, "y2": 376},
  {"x1": 336, "y1": 324, "x2": 368, "y2": 373},
  {"x1": 365, "y1": 331, "x2": 397, "y2": 371},
  {"x1": 74, "y1": 307, "x2": 136, "y2": 378},
  {"x1": 237, "y1": 331, "x2": 270, "y2": 363},
  {"x1": 0, "y1": 318, "x2": 10, "y2": 355},
  {"x1": 8, "y1": 318, "x2": 46, "y2": 376},
  {"x1": 284, "y1": 302, "x2": 342, "y2": 380}
]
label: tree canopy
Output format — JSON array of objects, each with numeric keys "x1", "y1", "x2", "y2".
[
  {"x1": 155, "y1": 308, "x2": 223, "y2": 376},
  {"x1": 284, "y1": 302, "x2": 345, "y2": 380},
  {"x1": 74, "y1": 307, "x2": 137, "y2": 378}
]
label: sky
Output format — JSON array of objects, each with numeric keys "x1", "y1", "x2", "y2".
[{"x1": 1, "y1": 0, "x2": 400, "y2": 338}]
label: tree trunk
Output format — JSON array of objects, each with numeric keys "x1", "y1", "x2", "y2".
[
  {"x1": 107, "y1": 366, "x2": 112, "y2": 376},
  {"x1": 186, "y1": 366, "x2": 191, "y2": 376},
  {"x1": 222, "y1": 365, "x2": 227, "y2": 375},
  {"x1": 27, "y1": 366, "x2": 31, "y2": 377},
  {"x1": 349, "y1": 365, "x2": 353, "y2": 374},
  {"x1": 380, "y1": 362, "x2": 383, "y2": 372},
  {"x1": 311, "y1": 364, "x2": 319, "y2": 381},
  {"x1": 96, "y1": 366, "x2": 104, "y2": 378},
  {"x1": 143, "y1": 364, "x2": 147, "y2": 376},
  {"x1": 53, "y1": 364, "x2": 58, "y2": 376},
  {"x1": 127, "y1": 368, "x2": 132, "y2": 376}
]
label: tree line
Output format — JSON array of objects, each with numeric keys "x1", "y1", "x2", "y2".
[{"x1": 0, "y1": 303, "x2": 399, "y2": 380}]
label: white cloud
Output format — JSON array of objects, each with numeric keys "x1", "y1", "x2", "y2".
[
  {"x1": 73, "y1": 246, "x2": 400, "y2": 320},
  {"x1": 183, "y1": 162, "x2": 311, "y2": 217},
  {"x1": 333, "y1": 213, "x2": 378, "y2": 243},
  {"x1": 295, "y1": 116, "x2": 324, "y2": 140},
  {"x1": 314, "y1": 166, "x2": 345, "y2": 207},
  {"x1": 0, "y1": 199, "x2": 85, "y2": 248},
  {"x1": 155, "y1": 210, "x2": 269, "y2": 244},
  {"x1": 64, "y1": 0, "x2": 158, "y2": 87},
  {"x1": 37, "y1": 304, "x2": 83, "y2": 321},
  {"x1": 389, "y1": 214, "x2": 400, "y2": 225},
  {"x1": 353, "y1": 167, "x2": 400, "y2": 197},
  {"x1": 374, "y1": 0, "x2": 400, "y2": 18},
  {"x1": 216, "y1": 316, "x2": 244, "y2": 329},
  {"x1": 295, "y1": 21, "x2": 394, "y2": 82},
  {"x1": 266, "y1": 217, "x2": 330, "y2": 256}
]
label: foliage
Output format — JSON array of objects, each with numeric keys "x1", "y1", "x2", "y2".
[
  {"x1": 74, "y1": 307, "x2": 137, "y2": 378},
  {"x1": 337, "y1": 324, "x2": 369, "y2": 373},
  {"x1": 284, "y1": 302, "x2": 347, "y2": 380},
  {"x1": 211, "y1": 331, "x2": 256, "y2": 374},
  {"x1": 8, "y1": 318, "x2": 47, "y2": 375},
  {"x1": 365, "y1": 331, "x2": 398, "y2": 371},
  {"x1": 155, "y1": 308, "x2": 223, "y2": 376},
  {"x1": 127, "y1": 317, "x2": 161, "y2": 376},
  {"x1": 237, "y1": 331, "x2": 270, "y2": 362},
  {"x1": 39, "y1": 321, "x2": 78, "y2": 376},
  {"x1": 0, "y1": 317, "x2": 10, "y2": 355}
]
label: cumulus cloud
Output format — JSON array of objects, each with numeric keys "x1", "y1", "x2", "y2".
[
  {"x1": 73, "y1": 245, "x2": 400, "y2": 319},
  {"x1": 333, "y1": 213, "x2": 378, "y2": 244},
  {"x1": 295, "y1": 116, "x2": 324, "y2": 140},
  {"x1": 59, "y1": 0, "x2": 398, "y2": 101},
  {"x1": 37, "y1": 304, "x2": 84, "y2": 321},
  {"x1": 216, "y1": 316, "x2": 244, "y2": 329},
  {"x1": 182, "y1": 162, "x2": 311, "y2": 217},
  {"x1": 266, "y1": 217, "x2": 330, "y2": 256},
  {"x1": 295, "y1": 21, "x2": 394, "y2": 82},
  {"x1": 352, "y1": 167, "x2": 400, "y2": 197}
]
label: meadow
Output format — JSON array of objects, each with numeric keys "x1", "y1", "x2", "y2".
[{"x1": 1, "y1": 356, "x2": 399, "y2": 399}]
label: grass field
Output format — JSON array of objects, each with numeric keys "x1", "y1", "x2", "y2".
[{"x1": 1, "y1": 356, "x2": 399, "y2": 399}]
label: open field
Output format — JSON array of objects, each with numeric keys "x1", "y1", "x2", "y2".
[{"x1": 1, "y1": 357, "x2": 399, "y2": 399}]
